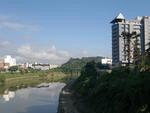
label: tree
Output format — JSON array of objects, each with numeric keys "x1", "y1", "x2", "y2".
[
  {"x1": 121, "y1": 31, "x2": 140, "y2": 66},
  {"x1": 76, "y1": 61, "x2": 98, "y2": 96},
  {"x1": 8, "y1": 66, "x2": 18, "y2": 73},
  {"x1": 82, "y1": 61, "x2": 97, "y2": 77},
  {"x1": 145, "y1": 41, "x2": 150, "y2": 69},
  {"x1": 133, "y1": 37, "x2": 140, "y2": 65},
  {"x1": 138, "y1": 40, "x2": 150, "y2": 72}
]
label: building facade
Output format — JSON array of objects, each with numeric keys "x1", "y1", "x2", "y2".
[
  {"x1": 101, "y1": 58, "x2": 112, "y2": 65},
  {"x1": 50, "y1": 64, "x2": 59, "y2": 69},
  {"x1": 0, "y1": 60, "x2": 5, "y2": 69},
  {"x1": 142, "y1": 16, "x2": 150, "y2": 51},
  {"x1": 111, "y1": 13, "x2": 150, "y2": 65},
  {"x1": 4, "y1": 56, "x2": 16, "y2": 67},
  {"x1": 0, "y1": 56, "x2": 16, "y2": 70},
  {"x1": 32, "y1": 63, "x2": 50, "y2": 70}
]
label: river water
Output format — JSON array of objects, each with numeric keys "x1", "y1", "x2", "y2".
[{"x1": 0, "y1": 83, "x2": 65, "y2": 113}]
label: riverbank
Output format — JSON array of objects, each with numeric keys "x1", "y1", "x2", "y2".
[
  {"x1": 57, "y1": 80, "x2": 93, "y2": 113},
  {"x1": 57, "y1": 80, "x2": 79, "y2": 113},
  {"x1": 0, "y1": 71, "x2": 74, "y2": 95},
  {"x1": 58, "y1": 61, "x2": 150, "y2": 113}
]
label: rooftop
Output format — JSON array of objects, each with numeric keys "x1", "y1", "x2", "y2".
[{"x1": 111, "y1": 13, "x2": 125, "y2": 24}]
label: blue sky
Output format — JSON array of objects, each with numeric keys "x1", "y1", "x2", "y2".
[{"x1": 0, "y1": 0, "x2": 150, "y2": 64}]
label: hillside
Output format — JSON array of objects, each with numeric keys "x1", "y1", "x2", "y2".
[
  {"x1": 74, "y1": 61, "x2": 150, "y2": 113},
  {"x1": 61, "y1": 56, "x2": 104, "y2": 71}
]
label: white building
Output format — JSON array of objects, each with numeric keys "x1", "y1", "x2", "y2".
[
  {"x1": 111, "y1": 13, "x2": 150, "y2": 65},
  {"x1": 50, "y1": 64, "x2": 59, "y2": 69},
  {"x1": 4, "y1": 56, "x2": 16, "y2": 69},
  {"x1": 32, "y1": 63, "x2": 59, "y2": 70},
  {"x1": 19, "y1": 62, "x2": 33, "y2": 69},
  {"x1": 32, "y1": 63, "x2": 50, "y2": 70},
  {"x1": 101, "y1": 58, "x2": 112, "y2": 65}
]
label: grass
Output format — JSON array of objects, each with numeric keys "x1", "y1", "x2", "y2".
[{"x1": 0, "y1": 71, "x2": 78, "y2": 95}]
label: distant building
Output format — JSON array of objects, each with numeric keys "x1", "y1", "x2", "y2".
[
  {"x1": 0, "y1": 55, "x2": 16, "y2": 70},
  {"x1": 111, "y1": 13, "x2": 150, "y2": 65},
  {"x1": 4, "y1": 56, "x2": 16, "y2": 67},
  {"x1": 141, "y1": 16, "x2": 150, "y2": 51},
  {"x1": 32, "y1": 63, "x2": 50, "y2": 70},
  {"x1": 19, "y1": 62, "x2": 33, "y2": 69},
  {"x1": 0, "y1": 60, "x2": 4, "y2": 69},
  {"x1": 101, "y1": 58, "x2": 112, "y2": 65},
  {"x1": 32, "y1": 63, "x2": 59, "y2": 70},
  {"x1": 50, "y1": 64, "x2": 59, "y2": 69}
]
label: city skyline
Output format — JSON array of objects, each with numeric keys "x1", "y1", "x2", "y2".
[{"x1": 0, "y1": 0, "x2": 150, "y2": 64}]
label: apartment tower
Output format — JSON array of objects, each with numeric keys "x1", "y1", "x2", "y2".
[{"x1": 111, "y1": 13, "x2": 150, "y2": 65}]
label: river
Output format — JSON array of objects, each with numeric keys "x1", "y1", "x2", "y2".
[{"x1": 0, "y1": 83, "x2": 65, "y2": 113}]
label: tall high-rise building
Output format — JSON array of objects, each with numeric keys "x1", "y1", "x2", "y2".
[
  {"x1": 111, "y1": 13, "x2": 150, "y2": 65},
  {"x1": 142, "y1": 16, "x2": 150, "y2": 51}
]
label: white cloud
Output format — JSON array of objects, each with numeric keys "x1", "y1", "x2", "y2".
[
  {"x1": 82, "y1": 50, "x2": 88, "y2": 57},
  {"x1": 0, "y1": 21, "x2": 24, "y2": 30},
  {"x1": 17, "y1": 44, "x2": 71, "y2": 64},
  {"x1": 0, "y1": 15, "x2": 39, "y2": 31},
  {"x1": 0, "y1": 41, "x2": 10, "y2": 48},
  {"x1": 0, "y1": 15, "x2": 9, "y2": 20},
  {"x1": 51, "y1": 45, "x2": 56, "y2": 51},
  {"x1": 0, "y1": 21, "x2": 39, "y2": 31},
  {"x1": 73, "y1": 50, "x2": 89, "y2": 58}
]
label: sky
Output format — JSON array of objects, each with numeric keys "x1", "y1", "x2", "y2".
[{"x1": 0, "y1": 0, "x2": 150, "y2": 64}]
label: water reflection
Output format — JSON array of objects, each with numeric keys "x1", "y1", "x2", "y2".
[
  {"x1": 0, "y1": 83, "x2": 65, "y2": 113},
  {"x1": 2, "y1": 91, "x2": 15, "y2": 102}
]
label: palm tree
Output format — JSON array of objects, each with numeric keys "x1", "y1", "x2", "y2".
[
  {"x1": 145, "y1": 41, "x2": 150, "y2": 67},
  {"x1": 132, "y1": 33, "x2": 140, "y2": 65},
  {"x1": 121, "y1": 31, "x2": 140, "y2": 66}
]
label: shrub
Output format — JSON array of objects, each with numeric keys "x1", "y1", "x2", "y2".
[
  {"x1": 74, "y1": 62, "x2": 150, "y2": 113},
  {"x1": 0, "y1": 75, "x2": 5, "y2": 85},
  {"x1": 8, "y1": 66, "x2": 18, "y2": 72}
]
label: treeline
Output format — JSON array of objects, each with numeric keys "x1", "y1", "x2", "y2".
[
  {"x1": 59, "y1": 56, "x2": 105, "y2": 72},
  {"x1": 0, "y1": 66, "x2": 45, "y2": 73},
  {"x1": 74, "y1": 54, "x2": 150, "y2": 113}
]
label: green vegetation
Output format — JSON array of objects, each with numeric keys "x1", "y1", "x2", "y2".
[
  {"x1": 70, "y1": 38, "x2": 150, "y2": 113},
  {"x1": 0, "y1": 69, "x2": 77, "y2": 95},
  {"x1": 4, "y1": 71, "x2": 67, "y2": 86},
  {"x1": 60, "y1": 56, "x2": 104, "y2": 73},
  {"x1": 0, "y1": 56, "x2": 91, "y2": 94},
  {"x1": 0, "y1": 75, "x2": 5, "y2": 86},
  {"x1": 74, "y1": 58, "x2": 150, "y2": 113},
  {"x1": 8, "y1": 66, "x2": 19, "y2": 73}
]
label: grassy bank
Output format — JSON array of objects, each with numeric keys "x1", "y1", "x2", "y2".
[
  {"x1": 74, "y1": 61, "x2": 150, "y2": 113},
  {"x1": 0, "y1": 71, "x2": 77, "y2": 94}
]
